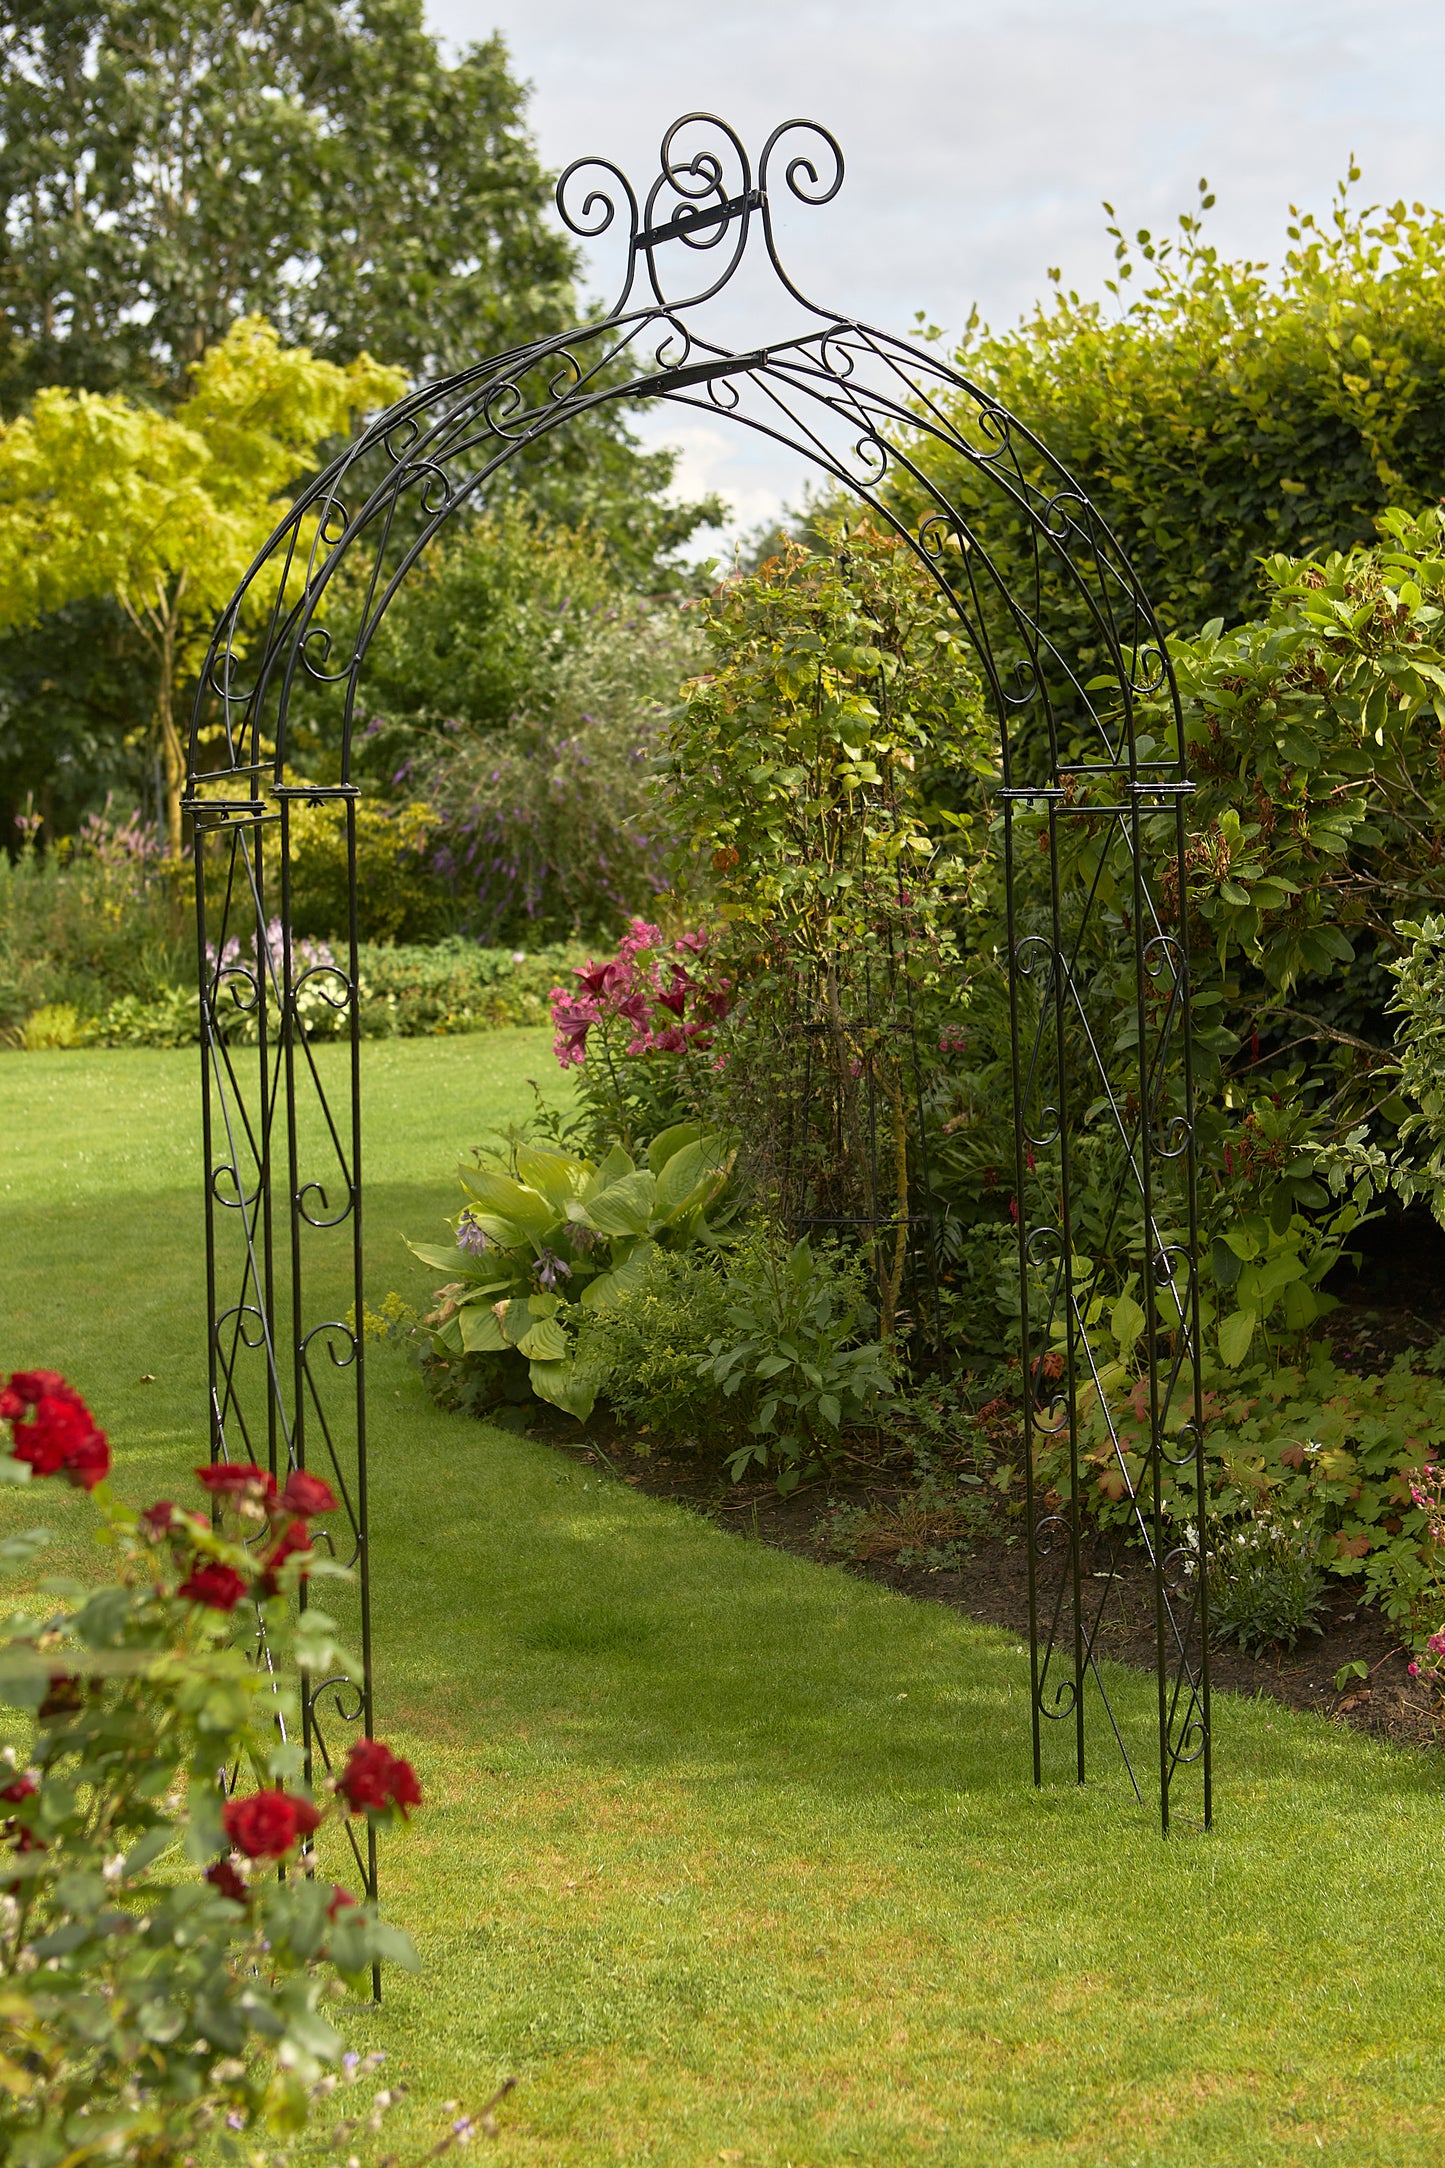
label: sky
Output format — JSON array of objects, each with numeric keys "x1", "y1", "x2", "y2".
[{"x1": 426, "y1": 0, "x2": 1445, "y2": 552}]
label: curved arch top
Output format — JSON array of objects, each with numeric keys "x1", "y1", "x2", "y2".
[{"x1": 184, "y1": 110, "x2": 1183, "y2": 808}]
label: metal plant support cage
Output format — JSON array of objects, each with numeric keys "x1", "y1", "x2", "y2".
[{"x1": 183, "y1": 111, "x2": 1210, "y2": 1845}]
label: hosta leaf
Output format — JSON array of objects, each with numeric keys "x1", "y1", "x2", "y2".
[
  {"x1": 655, "y1": 1135, "x2": 733, "y2": 1222},
  {"x1": 456, "y1": 1169, "x2": 557, "y2": 1240},
  {"x1": 460, "y1": 1303, "x2": 509, "y2": 1354},
  {"x1": 529, "y1": 1357, "x2": 596, "y2": 1422},
  {"x1": 646, "y1": 1122, "x2": 702, "y2": 1175},
  {"x1": 516, "y1": 1145, "x2": 591, "y2": 1213},
  {"x1": 516, "y1": 1314, "x2": 569, "y2": 1362},
  {"x1": 583, "y1": 1169, "x2": 657, "y2": 1236}
]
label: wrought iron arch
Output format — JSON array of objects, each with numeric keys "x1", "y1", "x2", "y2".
[{"x1": 184, "y1": 112, "x2": 1209, "y2": 1844}]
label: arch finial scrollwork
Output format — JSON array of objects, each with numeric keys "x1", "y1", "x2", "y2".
[{"x1": 554, "y1": 112, "x2": 845, "y2": 324}]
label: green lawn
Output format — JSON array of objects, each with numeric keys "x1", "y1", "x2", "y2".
[{"x1": 3, "y1": 1037, "x2": 1444, "y2": 2165}]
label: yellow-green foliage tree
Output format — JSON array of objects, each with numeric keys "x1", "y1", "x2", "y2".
[{"x1": 0, "y1": 317, "x2": 404, "y2": 856}]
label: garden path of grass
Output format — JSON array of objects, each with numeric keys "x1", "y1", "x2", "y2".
[{"x1": 2, "y1": 1036, "x2": 1443, "y2": 2167}]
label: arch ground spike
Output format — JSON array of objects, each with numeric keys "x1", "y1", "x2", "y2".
[{"x1": 183, "y1": 112, "x2": 1210, "y2": 1841}]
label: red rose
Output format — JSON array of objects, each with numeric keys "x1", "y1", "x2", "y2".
[
  {"x1": 0, "y1": 1772, "x2": 35, "y2": 1805},
  {"x1": 257, "y1": 1517, "x2": 312, "y2": 1599},
  {"x1": 140, "y1": 1500, "x2": 179, "y2": 1537},
  {"x1": 336, "y1": 1738, "x2": 422, "y2": 1818},
  {"x1": 0, "y1": 1387, "x2": 22, "y2": 1421},
  {"x1": 5, "y1": 1370, "x2": 79, "y2": 1408},
  {"x1": 60, "y1": 1424, "x2": 110, "y2": 1492},
  {"x1": 280, "y1": 1469, "x2": 339, "y2": 1517},
  {"x1": 177, "y1": 1562, "x2": 248, "y2": 1611},
  {"x1": 205, "y1": 1857, "x2": 250, "y2": 1904},
  {"x1": 326, "y1": 1884, "x2": 357, "y2": 1921},
  {"x1": 38, "y1": 1672, "x2": 82, "y2": 1721},
  {"x1": 11, "y1": 1392, "x2": 102, "y2": 1479},
  {"x1": 196, "y1": 1461, "x2": 277, "y2": 1504},
  {"x1": 221, "y1": 1788, "x2": 322, "y2": 1860}
]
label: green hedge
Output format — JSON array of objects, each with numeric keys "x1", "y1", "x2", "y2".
[{"x1": 10, "y1": 938, "x2": 590, "y2": 1049}]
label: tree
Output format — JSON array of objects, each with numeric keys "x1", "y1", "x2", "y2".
[
  {"x1": 0, "y1": 0, "x2": 578, "y2": 399},
  {"x1": 0, "y1": 316, "x2": 405, "y2": 854}
]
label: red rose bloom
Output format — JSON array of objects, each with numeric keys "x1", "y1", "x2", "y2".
[
  {"x1": 205, "y1": 1857, "x2": 250, "y2": 1904},
  {"x1": 11, "y1": 1391, "x2": 105, "y2": 1483},
  {"x1": 280, "y1": 1468, "x2": 339, "y2": 1517},
  {"x1": 0, "y1": 1773, "x2": 35, "y2": 1805},
  {"x1": 5, "y1": 1370, "x2": 78, "y2": 1408},
  {"x1": 221, "y1": 1788, "x2": 322, "y2": 1860},
  {"x1": 140, "y1": 1500, "x2": 179, "y2": 1537},
  {"x1": 257, "y1": 1517, "x2": 312, "y2": 1598},
  {"x1": 336, "y1": 1738, "x2": 422, "y2": 1817},
  {"x1": 196, "y1": 1461, "x2": 277, "y2": 1504},
  {"x1": 177, "y1": 1561, "x2": 248, "y2": 1611},
  {"x1": 326, "y1": 1884, "x2": 357, "y2": 1921},
  {"x1": 59, "y1": 1424, "x2": 110, "y2": 1492}
]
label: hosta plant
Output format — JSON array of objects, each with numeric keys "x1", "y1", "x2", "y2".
[
  {"x1": 410, "y1": 1125, "x2": 735, "y2": 1421},
  {"x1": 0, "y1": 1369, "x2": 421, "y2": 2168}
]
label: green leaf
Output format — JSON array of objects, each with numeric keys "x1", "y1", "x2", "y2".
[
  {"x1": 406, "y1": 1239, "x2": 476, "y2": 1273},
  {"x1": 528, "y1": 1357, "x2": 595, "y2": 1423},
  {"x1": 457, "y1": 1168, "x2": 557, "y2": 1240},
  {"x1": 655, "y1": 1135, "x2": 732, "y2": 1223},
  {"x1": 592, "y1": 1144, "x2": 635, "y2": 1191},
  {"x1": 515, "y1": 1144, "x2": 589, "y2": 1214},
  {"x1": 583, "y1": 1169, "x2": 658, "y2": 1237},
  {"x1": 1111, "y1": 1292, "x2": 1146, "y2": 1355},
  {"x1": 1218, "y1": 1308, "x2": 1257, "y2": 1368},
  {"x1": 579, "y1": 1243, "x2": 654, "y2": 1310},
  {"x1": 646, "y1": 1122, "x2": 702, "y2": 1175},
  {"x1": 459, "y1": 1303, "x2": 509, "y2": 1354},
  {"x1": 515, "y1": 1314, "x2": 569, "y2": 1362}
]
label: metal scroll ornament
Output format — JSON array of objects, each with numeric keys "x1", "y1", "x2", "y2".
[{"x1": 183, "y1": 111, "x2": 1208, "y2": 1834}]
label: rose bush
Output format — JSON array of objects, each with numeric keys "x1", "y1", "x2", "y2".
[{"x1": 0, "y1": 1371, "x2": 422, "y2": 2168}]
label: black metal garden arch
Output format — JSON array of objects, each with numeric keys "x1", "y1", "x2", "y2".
[{"x1": 183, "y1": 113, "x2": 1211, "y2": 1877}]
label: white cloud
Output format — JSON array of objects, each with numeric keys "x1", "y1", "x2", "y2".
[{"x1": 426, "y1": 0, "x2": 1445, "y2": 545}]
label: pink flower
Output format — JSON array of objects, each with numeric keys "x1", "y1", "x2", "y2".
[{"x1": 1409, "y1": 1661, "x2": 1421, "y2": 1677}]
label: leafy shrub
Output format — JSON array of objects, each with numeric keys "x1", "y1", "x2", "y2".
[
  {"x1": 576, "y1": 1246, "x2": 736, "y2": 1442},
  {"x1": 1208, "y1": 1521, "x2": 1328, "y2": 1653},
  {"x1": 1388, "y1": 915, "x2": 1445, "y2": 1226},
  {"x1": 405, "y1": 596, "x2": 703, "y2": 944},
  {"x1": 283, "y1": 791, "x2": 452, "y2": 945},
  {"x1": 18, "y1": 1002, "x2": 86, "y2": 1050},
  {"x1": 411, "y1": 1125, "x2": 735, "y2": 1422},
  {"x1": 1061, "y1": 1340, "x2": 1445, "y2": 1635},
  {"x1": 902, "y1": 173, "x2": 1445, "y2": 642},
  {"x1": 0, "y1": 1369, "x2": 421, "y2": 2165},
  {"x1": 358, "y1": 937, "x2": 585, "y2": 1035},
  {"x1": 700, "y1": 1228, "x2": 897, "y2": 1492},
  {"x1": 0, "y1": 809, "x2": 189, "y2": 1033}
]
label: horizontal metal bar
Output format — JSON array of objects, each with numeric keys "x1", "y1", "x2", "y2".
[
  {"x1": 998, "y1": 780, "x2": 1195, "y2": 805},
  {"x1": 645, "y1": 350, "x2": 768, "y2": 396},
  {"x1": 184, "y1": 799, "x2": 280, "y2": 823},
  {"x1": 635, "y1": 187, "x2": 760, "y2": 251},
  {"x1": 272, "y1": 784, "x2": 361, "y2": 801}
]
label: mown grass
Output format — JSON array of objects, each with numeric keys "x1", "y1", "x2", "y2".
[{"x1": 2, "y1": 1037, "x2": 1444, "y2": 2166}]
